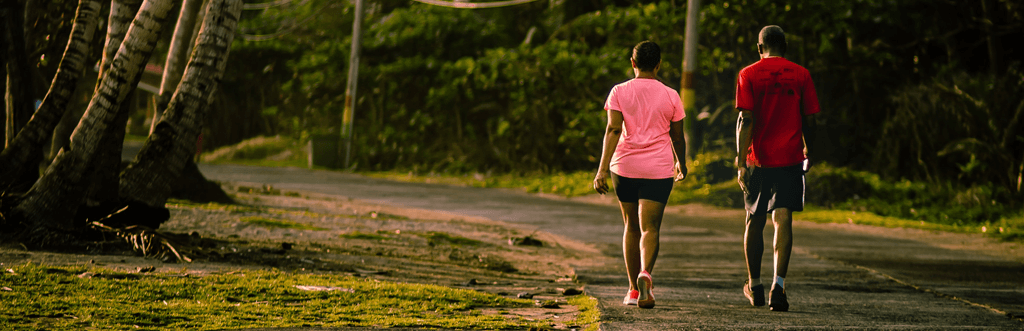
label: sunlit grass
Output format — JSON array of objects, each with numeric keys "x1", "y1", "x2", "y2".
[{"x1": 0, "y1": 263, "x2": 539, "y2": 330}]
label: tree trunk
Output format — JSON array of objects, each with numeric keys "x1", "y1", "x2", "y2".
[
  {"x1": 0, "y1": 0, "x2": 102, "y2": 191},
  {"x1": 151, "y1": 0, "x2": 205, "y2": 134},
  {"x1": 98, "y1": 0, "x2": 145, "y2": 81},
  {"x1": 81, "y1": 0, "x2": 146, "y2": 216},
  {"x1": 5, "y1": 0, "x2": 37, "y2": 149},
  {"x1": 12, "y1": 0, "x2": 174, "y2": 238},
  {"x1": 49, "y1": 0, "x2": 143, "y2": 163},
  {"x1": 120, "y1": 0, "x2": 242, "y2": 208}
]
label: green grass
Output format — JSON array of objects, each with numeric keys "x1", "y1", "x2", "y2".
[
  {"x1": 567, "y1": 295, "x2": 600, "y2": 331},
  {"x1": 0, "y1": 263, "x2": 539, "y2": 330},
  {"x1": 240, "y1": 216, "x2": 326, "y2": 231}
]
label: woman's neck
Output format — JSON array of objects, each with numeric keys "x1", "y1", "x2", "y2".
[{"x1": 635, "y1": 72, "x2": 657, "y2": 79}]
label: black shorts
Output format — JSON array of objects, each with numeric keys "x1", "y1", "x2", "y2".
[
  {"x1": 743, "y1": 164, "x2": 805, "y2": 215},
  {"x1": 611, "y1": 173, "x2": 674, "y2": 204}
]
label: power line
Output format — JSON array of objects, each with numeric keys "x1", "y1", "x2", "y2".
[
  {"x1": 243, "y1": 0, "x2": 296, "y2": 10},
  {"x1": 411, "y1": 0, "x2": 543, "y2": 9}
]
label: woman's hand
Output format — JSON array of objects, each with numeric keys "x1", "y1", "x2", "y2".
[
  {"x1": 593, "y1": 170, "x2": 611, "y2": 195},
  {"x1": 674, "y1": 161, "x2": 687, "y2": 182}
]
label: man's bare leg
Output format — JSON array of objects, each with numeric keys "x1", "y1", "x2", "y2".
[
  {"x1": 620, "y1": 201, "x2": 641, "y2": 291},
  {"x1": 772, "y1": 208, "x2": 793, "y2": 282},
  {"x1": 744, "y1": 212, "x2": 768, "y2": 282}
]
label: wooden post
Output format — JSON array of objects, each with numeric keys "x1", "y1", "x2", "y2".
[
  {"x1": 680, "y1": 0, "x2": 700, "y2": 162},
  {"x1": 341, "y1": 0, "x2": 363, "y2": 169}
]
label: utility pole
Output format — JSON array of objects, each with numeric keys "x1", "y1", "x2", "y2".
[
  {"x1": 341, "y1": 0, "x2": 363, "y2": 168},
  {"x1": 681, "y1": 0, "x2": 700, "y2": 162}
]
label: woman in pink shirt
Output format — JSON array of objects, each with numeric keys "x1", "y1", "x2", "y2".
[{"x1": 593, "y1": 40, "x2": 688, "y2": 309}]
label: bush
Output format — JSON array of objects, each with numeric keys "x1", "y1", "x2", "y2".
[{"x1": 807, "y1": 163, "x2": 1017, "y2": 226}]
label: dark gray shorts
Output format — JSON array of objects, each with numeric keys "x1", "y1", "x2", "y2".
[
  {"x1": 743, "y1": 164, "x2": 805, "y2": 215},
  {"x1": 611, "y1": 173, "x2": 674, "y2": 204}
]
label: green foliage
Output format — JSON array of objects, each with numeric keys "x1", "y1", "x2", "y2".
[
  {"x1": 225, "y1": 0, "x2": 1023, "y2": 218},
  {"x1": 0, "y1": 263, "x2": 537, "y2": 330},
  {"x1": 806, "y1": 163, "x2": 1020, "y2": 227}
]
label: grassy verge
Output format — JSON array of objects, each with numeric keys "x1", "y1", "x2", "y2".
[
  {"x1": 365, "y1": 170, "x2": 596, "y2": 197},
  {"x1": 567, "y1": 295, "x2": 601, "y2": 331},
  {"x1": 0, "y1": 263, "x2": 540, "y2": 330}
]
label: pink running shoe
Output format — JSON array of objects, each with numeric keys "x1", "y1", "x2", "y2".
[
  {"x1": 623, "y1": 289, "x2": 639, "y2": 305},
  {"x1": 637, "y1": 271, "x2": 655, "y2": 309}
]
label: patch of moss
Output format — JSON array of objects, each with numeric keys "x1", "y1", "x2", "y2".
[
  {"x1": 338, "y1": 231, "x2": 388, "y2": 241},
  {"x1": 240, "y1": 216, "x2": 326, "y2": 231},
  {"x1": 421, "y1": 232, "x2": 482, "y2": 246}
]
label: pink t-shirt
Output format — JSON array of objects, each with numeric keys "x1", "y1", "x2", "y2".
[{"x1": 604, "y1": 78, "x2": 686, "y2": 179}]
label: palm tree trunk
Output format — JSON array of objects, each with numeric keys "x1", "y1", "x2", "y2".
[
  {"x1": 4, "y1": 0, "x2": 37, "y2": 149},
  {"x1": 120, "y1": 0, "x2": 242, "y2": 208},
  {"x1": 83, "y1": 0, "x2": 145, "y2": 213},
  {"x1": 151, "y1": 0, "x2": 206, "y2": 134},
  {"x1": 0, "y1": 0, "x2": 102, "y2": 191},
  {"x1": 12, "y1": 0, "x2": 174, "y2": 237}
]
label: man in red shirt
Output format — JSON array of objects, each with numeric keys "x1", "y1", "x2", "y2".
[{"x1": 734, "y1": 25, "x2": 820, "y2": 312}]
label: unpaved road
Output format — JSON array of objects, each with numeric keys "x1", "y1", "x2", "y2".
[{"x1": 199, "y1": 164, "x2": 1024, "y2": 330}]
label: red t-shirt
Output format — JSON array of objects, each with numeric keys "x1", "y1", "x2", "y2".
[{"x1": 735, "y1": 57, "x2": 820, "y2": 168}]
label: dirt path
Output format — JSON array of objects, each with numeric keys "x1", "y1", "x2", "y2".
[{"x1": 197, "y1": 164, "x2": 1024, "y2": 330}]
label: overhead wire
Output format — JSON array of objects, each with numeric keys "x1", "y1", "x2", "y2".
[
  {"x1": 243, "y1": 0, "x2": 296, "y2": 10},
  {"x1": 410, "y1": 0, "x2": 544, "y2": 9},
  {"x1": 241, "y1": 0, "x2": 542, "y2": 42}
]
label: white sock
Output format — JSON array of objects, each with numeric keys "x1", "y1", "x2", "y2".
[
  {"x1": 773, "y1": 276, "x2": 784, "y2": 289},
  {"x1": 749, "y1": 278, "x2": 761, "y2": 287}
]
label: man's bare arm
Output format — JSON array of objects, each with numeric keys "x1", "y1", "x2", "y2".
[
  {"x1": 736, "y1": 109, "x2": 755, "y2": 193},
  {"x1": 736, "y1": 109, "x2": 754, "y2": 168},
  {"x1": 802, "y1": 113, "x2": 818, "y2": 159}
]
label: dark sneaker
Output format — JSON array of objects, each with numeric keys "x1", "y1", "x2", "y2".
[
  {"x1": 768, "y1": 284, "x2": 789, "y2": 312},
  {"x1": 744, "y1": 281, "x2": 765, "y2": 306}
]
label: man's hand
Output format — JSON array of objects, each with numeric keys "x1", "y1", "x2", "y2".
[
  {"x1": 594, "y1": 170, "x2": 611, "y2": 195},
  {"x1": 737, "y1": 166, "x2": 750, "y2": 194},
  {"x1": 674, "y1": 161, "x2": 688, "y2": 182},
  {"x1": 802, "y1": 157, "x2": 812, "y2": 174}
]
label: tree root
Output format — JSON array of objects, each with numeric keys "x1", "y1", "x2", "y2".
[{"x1": 89, "y1": 222, "x2": 193, "y2": 263}]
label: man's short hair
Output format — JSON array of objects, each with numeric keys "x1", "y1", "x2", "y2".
[
  {"x1": 758, "y1": 25, "x2": 786, "y2": 55},
  {"x1": 632, "y1": 40, "x2": 661, "y2": 72}
]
